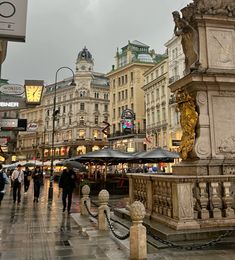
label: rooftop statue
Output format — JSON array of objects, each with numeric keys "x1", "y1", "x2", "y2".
[
  {"x1": 172, "y1": 11, "x2": 199, "y2": 75},
  {"x1": 172, "y1": 0, "x2": 235, "y2": 75}
]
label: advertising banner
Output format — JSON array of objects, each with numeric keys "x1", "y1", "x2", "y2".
[{"x1": 0, "y1": 0, "x2": 28, "y2": 42}]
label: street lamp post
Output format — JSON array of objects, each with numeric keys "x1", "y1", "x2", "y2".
[{"x1": 48, "y1": 66, "x2": 76, "y2": 200}]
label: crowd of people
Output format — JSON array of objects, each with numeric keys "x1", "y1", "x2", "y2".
[{"x1": 0, "y1": 164, "x2": 77, "y2": 214}]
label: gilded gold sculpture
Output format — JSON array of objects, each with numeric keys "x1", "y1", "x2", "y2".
[{"x1": 176, "y1": 90, "x2": 198, "y2": 160}]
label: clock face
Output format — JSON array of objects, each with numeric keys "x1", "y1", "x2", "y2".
[{"x1": 25, "y1": 85, "x2": 43, "y2": 104}]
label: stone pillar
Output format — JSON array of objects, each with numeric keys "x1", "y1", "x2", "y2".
[
  {"x1": 80, "y1": 185, "x2": 91, "y2": 216},
  {"x1": 222, "y1": 182, "x2": 235, "y2": 218},
  {"x1": 98, "y1": 189, "x2": 110, "y2": 231},
  {"x1": 129, "y1": 201, "x2": 147, "y2": 260},
  {"x1": 172, "y1": 182, "x2": 200, "y2": 229}
]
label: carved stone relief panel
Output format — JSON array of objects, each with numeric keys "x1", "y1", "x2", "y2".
[
  {"x1": 207, "y1": 28, "x2": 235, "y2": 69},
  {"x1": 212, "y1": 96, "x2": 235, "y2": 158}
]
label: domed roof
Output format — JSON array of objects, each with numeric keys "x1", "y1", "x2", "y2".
[{"x1": 77, "y1": 46, "x2": 93, "y2": 64}]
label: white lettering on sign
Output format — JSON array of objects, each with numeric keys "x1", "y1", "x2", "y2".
[{"x1": 0, "y1": 102, "x2": 19, "y2": 107}]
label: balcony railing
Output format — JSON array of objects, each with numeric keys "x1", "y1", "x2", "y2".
[{"x1": 128, "y1": 173, "x2": 235, "y2": 230}]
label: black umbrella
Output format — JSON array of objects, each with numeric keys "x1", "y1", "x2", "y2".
[
  {"x1": 136, "y1": 147, "x2": 179, "y2": 163},
  {"x1": 56, "y1": 159, "x2": 86, "y2": 171},
  {"x1": 71, "y1": 148, "x2": 134, "y2": 181}
]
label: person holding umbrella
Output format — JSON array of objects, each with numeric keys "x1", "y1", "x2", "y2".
[{"x1": 58, "y1": 166, "x2": 77, "y2": 214}]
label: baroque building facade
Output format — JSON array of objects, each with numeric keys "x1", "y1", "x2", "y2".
[
  {"x1": 142, "y1": 56, "x2": 169, "y2": 150},
  {"x1": 165, "y1": 35, "x2": 185, "y2": 152},
  {"x1": 17, "y1": 47, "x2": 109, "y2": 161},
  {"x1": 107, "y1": 40, "x2": 157, "y2": 152}
]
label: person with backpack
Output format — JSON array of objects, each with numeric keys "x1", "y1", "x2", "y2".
[
  {"x1": 11, "y1": 164, "x2": 24, "y2": 204},
  {"x1": 0, "y1": 164, "x2": 10, "y2": 206}
]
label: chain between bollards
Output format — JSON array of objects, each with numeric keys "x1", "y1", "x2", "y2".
[
  {"x1": 84, "y1": 200, "x2": 98, "y2": 218},
  {"x1": 104, "y1": 210, "x2": 130, "y2": 240}
]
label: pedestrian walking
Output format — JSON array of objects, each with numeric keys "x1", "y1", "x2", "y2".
[
  {"x1": 59, "y1": 167, "x2": 77, "y2": 214},
  {"x1": 32, "y1": 166, "x2": 43, "y2": 202},
  {"x1": 11, "y1": 164, "x2": 24, "y2": 204},
  {"x1": 0, "y1": 164, "x2": 10, "y2": 206},
  {"x1": 23, "y1": 166, "x2": 31, "y2": 194}
]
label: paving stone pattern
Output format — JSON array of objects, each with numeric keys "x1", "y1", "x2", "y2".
[{"x1": 1, "y1": 180, "x2": 235, "y2": 260}]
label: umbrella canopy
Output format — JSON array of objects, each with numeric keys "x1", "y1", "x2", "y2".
[
  {"x1": 72, "y1": 148, "x2": 134, "y2": 163},
  {"x1": 136, "y1": 147, "x2": 179, "y2": 163},
  {"x1": 56, "y1": 159, "x2": 86, "y2": 171}
]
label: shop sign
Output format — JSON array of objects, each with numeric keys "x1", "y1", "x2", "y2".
[
  {"x1": 0, "y1": 84, "x2": 24, "y2": 95},
  {"x1": 0, "y1": 101, "x2": 19, "y2": 107},
  {"x1": 27, "y1": 122, "x2": 38, "y2": 131}
]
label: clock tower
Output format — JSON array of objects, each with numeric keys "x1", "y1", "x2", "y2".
[{"x1": 76, "y1": 46, "x2": 94, "y2": 73}]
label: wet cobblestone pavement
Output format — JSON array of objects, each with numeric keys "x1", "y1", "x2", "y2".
[
  {"x1": 1, "y1": 180, "x2": 235, "y2": 260},
  {"x1": 0, "y1": 180, "x2": 129, "y2": 260}
]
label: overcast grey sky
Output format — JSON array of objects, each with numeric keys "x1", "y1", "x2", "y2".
[{"x1": 2, "y1": 0, "x2": 188, "y2": 85}]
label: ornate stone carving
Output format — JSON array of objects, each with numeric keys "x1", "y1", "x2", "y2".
[
  {"x1": 195, "y1": 0, "x2": 235, "y2": 16},
  {"x1": 172, "y1": 0, "x2": 235, "y2": 73},
  {"x1": 219, "y1": 136, "x2": 235, "y2": 154},
  {"x1": 172, "y1": 11, "x2": 199, "y2": 74},
  {"x1": 176, "y1": 90, "x2": 198, "y2": 160},
  {"x1": 98, "y1": 189, "x2": 109, "y2": 205},
  {"x1": 130, "y1": 201, "x2": 146, "y2": 222},
  {"x1": 81, "y1": 185, "x2": 90, "y2": 196}
]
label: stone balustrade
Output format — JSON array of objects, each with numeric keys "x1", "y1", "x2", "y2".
[{"x1": 128, "y1": 174, "x2": 235, "y2": 230}]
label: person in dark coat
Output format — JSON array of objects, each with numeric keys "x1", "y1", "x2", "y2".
[
  {"x1": 23, "y1": 166, "x2": 31, "y2": 193},
  {"x1": 59, "y1": 167, "x2": 77, "y2": 214},
  {"x1": 32, "y1": 166, "x2": 43, "y2": 202},
  {"x1": 0, "y1": 164, "x2": 10, "y2": 206}
]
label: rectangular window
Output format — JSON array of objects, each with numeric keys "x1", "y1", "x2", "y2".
[
  {"x1": 69, "y1": 117, "x2": 72, "y2": 125},
  {"x1": 63, "y1": 105, "x2": 66, "y2": 113},
  {"x1": 118, "y1": 92, "x2": 121, "y2": 101},
  {"x1": 113, "y1": 93, "x2": 115, "y2": 103},
  {"x1": 80, "y1": 103, "x2": 85, "y2": 110},
  {"x1": 131, "y1": 87, "x2": 133, "y2": 98},
  {"x1": 118, "y1": 107, "x2": 121, "y2": 117},
  {"x1": 131, "y1": 72, "x2": 134, "y2": 81},
  {"x1": 95, "y1": 116, "x2": 98, "y2": 124},
  {"x1": 113, "y1": 79, "x2": 115, "y2": 87},
  {"x1": 125, "y1": 74, "x2": 128, "y2": 84},
  {"x1": 63, "y1": 118, "x2": 65, "y2": 126},
  {"x1": 113, "y1": 108, "x2": 115, "y2": 119},
  {"x1": 95, "y1": 103, "x2": 98, "y2": 111},
  {"x1": 125, "y1": 89, "x2": 128, "y2": 99},
  {"x1": 104, "y1": 104, "x2": 108, "y2": 112}
]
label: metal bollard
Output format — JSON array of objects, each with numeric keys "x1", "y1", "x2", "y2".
[
  {"x1": 129, "y1": 201, "x2": 147, "y2": 260},
  {"x1": 98, "y1": 189, "x2": 110, "y2": 230},
  {"x1": 80, "y1": 185, "x2": 91, "y2": 216}
]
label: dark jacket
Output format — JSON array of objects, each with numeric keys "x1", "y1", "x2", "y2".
[
  {"x1": 32, "y1": 169, "x2": 43, "y2": 183},
  {"x1": 59, "y1": 169, "x2": 76, "y2": 190}
]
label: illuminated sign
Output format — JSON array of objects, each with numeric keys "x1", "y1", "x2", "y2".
[
  {"x1": 0, "y1": 101, "x2": 19, "y2": 107},
  {"x1": 0, "y1": 118, "x2": 27, "y2": 131},
  {"x1": 121, "y1": 109, "x2": 135, "y2": 133},
  {"x1": 0, "y1": 0, "x2": 28, "y2": 42}
]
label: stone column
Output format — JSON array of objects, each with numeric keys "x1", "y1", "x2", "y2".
[
  {"x1": 172, "y1": 182, "x2": 200, "y2": 229},
  {"x1": 98, "y1": 189, "x2": 110, "y2": 231},
  {"x1": 130, "y1": 201, "x2": 147, "y2": 260},
  {"x1": 80, "y1": 185, "x2": 91, "y2": 216}
]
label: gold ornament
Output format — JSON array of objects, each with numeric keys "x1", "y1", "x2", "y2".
[{"x1": 176, "y1": 90, "x2": 198, "y2": 160}]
